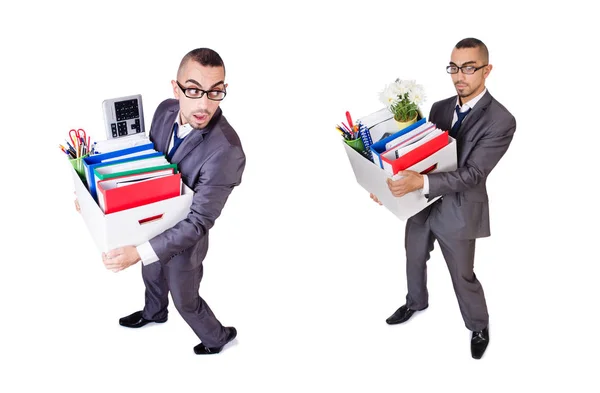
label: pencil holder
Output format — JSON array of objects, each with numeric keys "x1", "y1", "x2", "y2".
[
  {"x1": 344, "y1": 138, "x2": 365, "y2": 152},
  {"x1": 69, "y1": 154, "x2": 89, "y2": 181}
]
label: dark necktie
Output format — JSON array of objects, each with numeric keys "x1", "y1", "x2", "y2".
[
  {"x1": 449, "y1": 105, "x2": 471, "y2": 138},
  {"x1": 167, "y1": 123, "x2": 184, "y2": 161}
]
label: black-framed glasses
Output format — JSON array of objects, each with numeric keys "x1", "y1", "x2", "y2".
[
  {"x1": 446, "y1": 64, "x2": 488, "y2": 75},
  {"x1": 176, "y1": 81, "x2": 227, "y2": 101}
]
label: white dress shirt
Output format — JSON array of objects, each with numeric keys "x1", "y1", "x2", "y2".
[
  {"x1": 422, "y1": 88, "x2": 487, "y2": 195},
  {"x1": 136, "y1": 112, "x2": 193, "y2": 265}
]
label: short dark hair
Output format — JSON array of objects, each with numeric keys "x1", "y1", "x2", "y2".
[
  {"x1": 455, "y1": 38, "x2": 489, "y2": 63},
  {"x1": 178, "y1": 48, "x2": 225, "y2": 77}
]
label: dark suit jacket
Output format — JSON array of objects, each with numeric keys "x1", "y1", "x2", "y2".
[
  {"x1": 411, "y1": 90, "x2": 516, "y2": 239},
  {"x1": 147, "y1": 99, "x2": 246, "y2": 265}
]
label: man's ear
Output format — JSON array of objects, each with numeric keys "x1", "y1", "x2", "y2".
[
  {"x1": 171, "y1": 80, "x2": 180, "y2": 99},
  {"x1": 483, "y1": 64, "x2": 493, "y2": 79}
]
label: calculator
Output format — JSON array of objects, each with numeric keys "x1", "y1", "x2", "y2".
[{"x1": 102, "y1": 94, "x2": 145, "y2": 139}]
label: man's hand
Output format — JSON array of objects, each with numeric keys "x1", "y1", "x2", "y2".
[
  {"x1": 102, "y1": 246, "x2": 141, "y2": 272},
  {"x1": 387, "y1": 170, "x2": 424, "y2": 197},
  {"x1": 370, "y1": 193, "x2": 383, "y2": 205}
]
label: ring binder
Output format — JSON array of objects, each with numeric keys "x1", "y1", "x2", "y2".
[{"x1": 358, "y1": 121, "x2": 374, "y2": 162}]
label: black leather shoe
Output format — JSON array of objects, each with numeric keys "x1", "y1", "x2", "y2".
[
  {"x1": 386, "y1": 304, "x2": 427, "y2": 325},
  {"x1": 193, "y1": 327, "x2": 237, "y2": 355},
  {"x1": 118, "y1": 310, "x2": 167, "y2": 328},
  {"x1": 471, "y1": 327, "x2": 490, "y2": 359}
]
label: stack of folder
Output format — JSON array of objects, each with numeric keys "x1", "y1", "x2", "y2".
[
  {"x1": 81, "y1": 137, "x2": 182, "y2": 214},
  {"x1": 370, "y1": 118, "x2": 449, "y2": 175}
]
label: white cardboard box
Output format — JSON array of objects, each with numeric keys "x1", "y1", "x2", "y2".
[
  {"x1": 343, "y1": 135, "x2": 457, "y2": 220},
  {"x1": 72, "y1": 166, "x2": 194, "y2": 252}
]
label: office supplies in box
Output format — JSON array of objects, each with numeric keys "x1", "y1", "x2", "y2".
[{"x1": 343, "y1": 113, "x2": 457, "y2": 220}]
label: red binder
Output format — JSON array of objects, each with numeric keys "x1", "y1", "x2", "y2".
[
  {"x1": 382, "y1": 131, "x2": 449, "y2": 175},
  {"x1": 97, "y1": 173, "x2": 182, "y2": 214}
]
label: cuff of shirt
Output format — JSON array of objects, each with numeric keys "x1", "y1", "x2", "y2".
[
  {"x1": 422, "y1": 174, "x2": 429, "y2": 196},
  {"x1": 136, "y1": 242, "x2": 159, "y2": 266}
]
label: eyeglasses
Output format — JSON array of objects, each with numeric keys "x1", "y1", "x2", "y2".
[
  {"x1": 446, "y1": 64, "x2": 488, "y2": 75},
  {"x1": 176, "y1": 81, "x2": 227, "y2": 101}
]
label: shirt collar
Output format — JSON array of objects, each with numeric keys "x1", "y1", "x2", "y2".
[
  {"x1": 174, "y1": 111, "x2": 194, "y2": 139},
  {"x1": 456, "y1": 88, "x2": 487, "y2": 112}
]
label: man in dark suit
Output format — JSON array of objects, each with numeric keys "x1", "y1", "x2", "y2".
[
  {"x1": 371, "y1": 38, "x2": 516, "y2": 359},
  {"x1": 102, "y1": 48, "x2": 246, "y2": 355}
]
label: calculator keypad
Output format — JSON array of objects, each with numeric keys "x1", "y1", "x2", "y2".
[
  {"x1": 115, "y1": 99, "x2": 140, "y2": 121},
  {"x1": 117, "y1": 121, "x2": 128, "y2": 136}
]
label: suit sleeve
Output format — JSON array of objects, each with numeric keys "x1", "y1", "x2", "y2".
[
  {"x1": 427, "y1": 115, "x2": 516, "y2": 199},
  {"x1": 148, "y1": 145, "x2": 246, "y2": 262}
]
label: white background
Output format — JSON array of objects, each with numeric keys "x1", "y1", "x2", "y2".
[{"x1": 2, "y1": 0, "x2": 599, "y2": 391}]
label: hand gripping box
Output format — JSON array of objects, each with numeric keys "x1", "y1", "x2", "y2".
[
  {"x1": 343, "y1": 114, "x2": 457, "y2": 220},
  {"x1": 71, "y1": 165, "x2": 193, "y2": 252}
]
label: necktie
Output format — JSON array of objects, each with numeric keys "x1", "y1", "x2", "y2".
[
  {"x1": 167, "y1": 123, "x2": 183, "y2": 161},
  {"x1": 449, "y1": 105, "x2": 471, "y2": 138}
]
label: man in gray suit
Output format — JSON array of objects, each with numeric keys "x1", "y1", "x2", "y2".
[
  {"x1": 102, "y1": 48, "x2": 246, "y2": 355},
  {"x1": 371, "y1": 38, "x2": 516, "y2": 359}
]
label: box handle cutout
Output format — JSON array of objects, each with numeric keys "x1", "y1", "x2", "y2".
[
  {"x1": 420, "y1": 163, "x2": 437, "y2": 175},
  {"x1": 138, "y1": 214, "x2": 164, "y2": 225}
]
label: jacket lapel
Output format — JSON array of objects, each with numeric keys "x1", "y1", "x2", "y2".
[
  {"x1": 457, "y1": 91, "x2": 492, "y2": 142},
  {"x1": 442, "y1": 100, "x2": 456, "y2": 132},
  {"x1": 170, "y1": 128, "x2": 207, "y2": 164},
  {"x1": 456, "y1": 91, "x2": 493, "y2": 166},
  {"x1": 161, "y1": 109, "x2": 179, "y2": 153},
  {"x1": 169, "y1": 108, "x2": 222, "y2": 164}
]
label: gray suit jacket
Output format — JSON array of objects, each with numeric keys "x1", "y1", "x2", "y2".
[
  {"x1": 410, "y1": 91, "x2": 516, "y2": 239},
  {"x1": 147, "y1": 99, "x2": 246, "y2": 265}
]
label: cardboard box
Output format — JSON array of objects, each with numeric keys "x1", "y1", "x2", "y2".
[
  {"x1": 72, "y1": 166, "x2": 193, "y2": 252},
  {"x1": 343, "y1": 116, "x2": 457, "y2": 220}
]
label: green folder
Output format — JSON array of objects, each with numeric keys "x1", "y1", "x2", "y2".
[
  {"x1": 92, "y1": 161, "x2": 179, "y2": 203},
  {"x1": 94, "y1": 163, "x2": 178, "y2": 182}
]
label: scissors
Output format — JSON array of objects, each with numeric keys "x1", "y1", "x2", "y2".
[
  {"x1": 69, "y1": 128, "x2": 87, "y2": 147},
  {"x1": 69, "y1": 128, "x2": 88, "y2": 156}
]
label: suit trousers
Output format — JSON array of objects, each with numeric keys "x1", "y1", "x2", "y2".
[
  {"x1": 404, "y1": 201, "x2": 489, "y2": 331},
  {"x1": 141, "y1": 248, "x2": 228, "y2": 348}
]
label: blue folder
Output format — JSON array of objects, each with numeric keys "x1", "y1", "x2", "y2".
[
  {"x1": 370, "y1": 118, "x2": 427, "y2": 169},
  {"x1": 83, "y1": 143, "x2": 161, "y2": 200}
]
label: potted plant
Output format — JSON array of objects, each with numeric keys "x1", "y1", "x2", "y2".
[{"x1": 379, "y1": 78, "x2": 425, "y2": 129}]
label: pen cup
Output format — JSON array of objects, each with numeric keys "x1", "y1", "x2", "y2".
[
  {"x1": 69, "y1": 154, "x2": 89, "y2": 181},
  {"x1": 344, "y1": 138, "x2": 365, "y2": 153}
]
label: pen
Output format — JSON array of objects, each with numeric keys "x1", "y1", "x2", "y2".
[
  {"x1": 59, "y1": 145, "x2": 70, "y2": 157},
  {"x1": 64, "y1": 143, "x2": 77, "y2": 157},
  {"x1": 336, "y1": 125, "x2": 352, "y2": 139},
  {"x1": 65, "y1": 139, "x2": 76, "y2": 152},
  {"x1": 341, "y1": 121, "x2": 352, "y2": 134}
]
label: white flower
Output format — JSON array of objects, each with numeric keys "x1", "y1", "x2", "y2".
[
  {"x1": 399, "y1": 79, "x2": 416, "y2": 96},
  {"x1": 409, "y1": 84, "x2": 426, "y2": 105},
  {"x1": 379, "y1": 83, "x2": 402, "y2": 108}
]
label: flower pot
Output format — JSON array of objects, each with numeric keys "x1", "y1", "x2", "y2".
[{"x1": 394, "y1": 113, "x2": 418, "y2": 131}]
